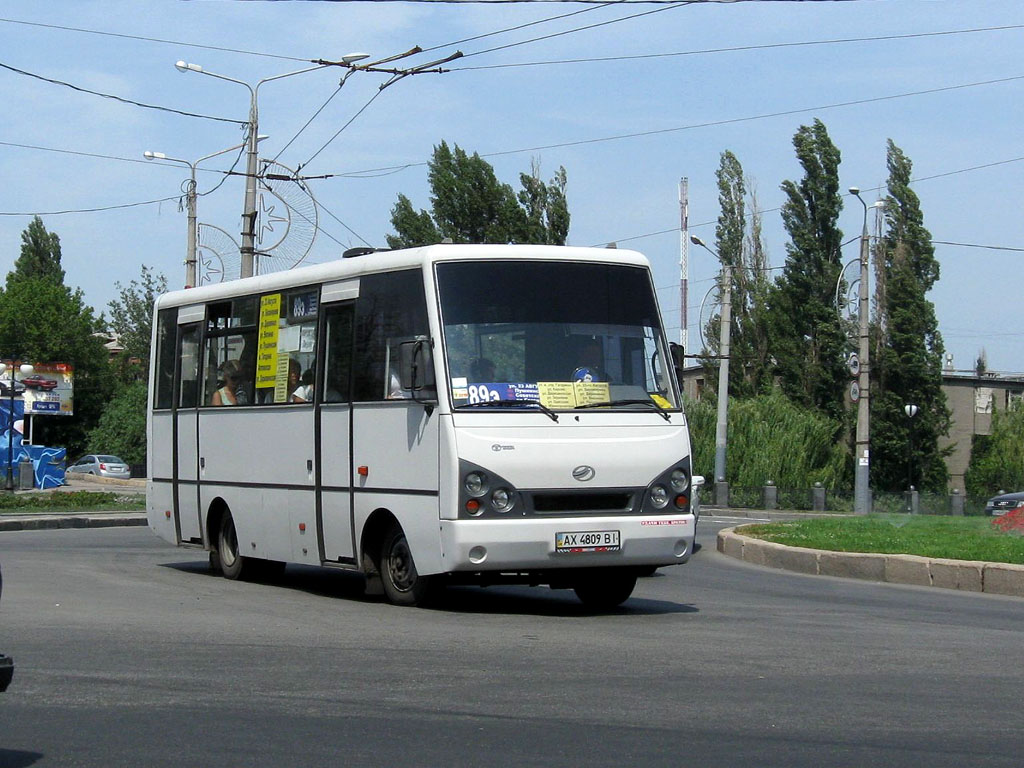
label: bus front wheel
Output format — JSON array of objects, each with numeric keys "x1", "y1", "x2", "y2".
[
  {"x1": 380, "y1": 521, "x2": 435, "y2": 607},
  {"x1": 573, "y1": 570, "x2": 637, "y2": 610}
]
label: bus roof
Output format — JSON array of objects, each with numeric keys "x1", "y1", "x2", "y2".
[{"x1": 154, "y1": 243, "x2": 649, "y2": 309}]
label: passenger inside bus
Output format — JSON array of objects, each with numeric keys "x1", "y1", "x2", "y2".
[
  {"x1": 211, "y1": 360, "x2": 245, "y2": 406},
  {"x1": 291, "y1": 366, "x2": 314, "y2": 403}
]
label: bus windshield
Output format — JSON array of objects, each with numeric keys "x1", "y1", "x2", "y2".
[{"x1": 435, "y1": 260, "x2": 678, "y2": 411}]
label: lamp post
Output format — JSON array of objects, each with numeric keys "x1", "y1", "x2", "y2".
[
  {"x1": 144, "y1": 139, "x2": 265, "y2": 288},
  {"x1": 1, "y1": 361, "x2": 33, "y2": 492},
  {"x1": 691, "y1": 235, "x2": 732, "y2": 506},
  {"x1": 849, "y1": 188, "x2": 882, "y2": 515},
  {"x1": 174, "y1": 55, "x2": 368, "y2": 278}
]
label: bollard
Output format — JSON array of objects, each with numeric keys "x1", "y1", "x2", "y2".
[
  {"x1": 812, "y1": 482, "x2": 826, "y2": 512},
  {"x1": 714, "y1": 480, "x2": 729, "y2": 507},
  {"x1": 763, "y1": 481, "x2": 778, "y2": 510},
  {"x1": 950, "y1": 489, "x2": 964, "y2": 516}
]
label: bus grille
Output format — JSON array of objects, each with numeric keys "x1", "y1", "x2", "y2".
[{"x1": 530, "y1": 492, "x2": 634, "y2": 514}]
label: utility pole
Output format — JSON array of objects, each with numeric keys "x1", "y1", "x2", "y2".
[
  {"x1": 691, "y1": 235, "x2": 732, "y2": 506},
  {"x1": 850, "y1": 187, "x2": 873, "y2": 515},
  {"x1": 714, "y1": 265, "x2": 733, "y2": 506},
  {"x1": 679, "y1": 177, "x2": 689, "y2": 350}
]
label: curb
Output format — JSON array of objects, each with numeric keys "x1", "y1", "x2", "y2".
[
  {"x1": 717, "y1": 526, "x2": 1024, "y2": 599},
  {"x1": 0, "y1": 513, "x2": 147, "y2": 532}
]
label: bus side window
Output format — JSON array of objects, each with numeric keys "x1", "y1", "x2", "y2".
[
  {"x1": 178, "y1": 326, "x2": 200, "y2": 408},
  {"x1": 351, "y1": 270, "x2": 429, "y2": 402},
  {"x1": 322, "y1": 305, "x2": 353, "y2": 403}
]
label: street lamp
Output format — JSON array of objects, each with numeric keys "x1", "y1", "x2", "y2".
[
  {"x1": 174, "y1": 54, "x2": 369, "y2": 278},
  {"x1": 144, "y1": 138, "x2": 267, "y2": 288},
  {"x1": 849, "y1": 188, "x2": 883, "y2": 515},
  {"x1": 691, "y1": 235, "x2": 732, "y2": 506},
  {"x1": 0, "y1": 361, "x2": 33, "y2": 492}
]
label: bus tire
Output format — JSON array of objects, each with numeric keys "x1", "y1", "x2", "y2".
[
  {"x1": 573, "y1": 570, "x2": 637, "y2": 610},
  {"x1": 217, "y1": 510, "x2": 249, "y2": 581},
  {"x1": 380, "y1": 521, "x2": 435, "y2": 607}
]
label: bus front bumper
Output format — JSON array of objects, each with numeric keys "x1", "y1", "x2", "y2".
[{"x1": 440, "y1": 514, "x2": 695, "y2": 573}]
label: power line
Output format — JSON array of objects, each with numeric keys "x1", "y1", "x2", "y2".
[
  {"x1": 307, "y1": 73, "x2": 1024, "y2": 180},
  {"x1": 418, "y1": 1, "x2": 613, "y2": 54},
  {"x1": 932, "y1": 241, "x2": 1024, "y2": 254},
  {"x1": 0, "y1": 196, "x2": 181, "y2": 217},
  {"x1": 459, "y1": 1, "x2": 695, "y2": 59},
  {"x1": 0, "y1": 61, "x2": 247, "y2": 125},
  {"x1": 452, "y1": 23, "x2": 1024, "y2": 70},
  {"x1": 0, "y1": 17, "x2": 309, "y2": 62}
]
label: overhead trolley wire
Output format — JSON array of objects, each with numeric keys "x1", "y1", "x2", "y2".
[{"x1": 0, "y1": 61, "x2": 247, "y2": 125}]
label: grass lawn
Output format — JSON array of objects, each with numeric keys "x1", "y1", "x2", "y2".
[
  {"x1": 739, "y1": 514, "x2": 1024, "y2": 565},
  {"x1": 0, "y1": 490, "x2": 145, "y2": 515}
]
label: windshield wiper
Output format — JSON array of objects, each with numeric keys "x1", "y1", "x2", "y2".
[
  {"x1": 574, "y1": 398, "x2": 671, "y2": 422},
  {"x1": 456, "y1": 399, "x2": 559, "y2": 422}
]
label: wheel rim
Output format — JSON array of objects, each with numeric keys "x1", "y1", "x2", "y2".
[
  {"x1": 220, "y1": 516, "x2": 239, "y2": 569},
  {"x1": 386, "y1": 535, "x2": 417, "y2": 593}
]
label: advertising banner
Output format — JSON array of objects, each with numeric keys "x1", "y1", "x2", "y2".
[{"x1": 20, "y1": 363, "x2": 74, "y2": 416}]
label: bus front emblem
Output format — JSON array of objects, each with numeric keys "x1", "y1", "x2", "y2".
[{"x1": 572, "y1": 465, "x2": 596, "y2": 482}]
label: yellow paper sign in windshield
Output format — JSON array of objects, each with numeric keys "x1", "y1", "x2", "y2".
[
  {"x1": 537, "y1": 382, "x2": 577, "y2": 409},
  {"x1": 573, "y1": 381, "x2": 610, "y2": 406},
  {"x1": 650, "y1": 393, "x2": 671, "y2": 409}
]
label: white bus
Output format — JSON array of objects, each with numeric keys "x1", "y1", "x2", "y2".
[{"x1": 147, "y1": 244, "x2": 696, "y2": 609}]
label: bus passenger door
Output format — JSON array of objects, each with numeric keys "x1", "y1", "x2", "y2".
[
  {"x1": 317, "y1": 303, "x2": 355, "y2": 564},
  {"x1": 174, "y1": 323, "x2": 203, "y2": 544}
]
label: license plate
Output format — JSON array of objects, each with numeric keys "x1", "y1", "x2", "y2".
[{"x1": 555, "y1": 530, "x2": 620, "y2": 553}]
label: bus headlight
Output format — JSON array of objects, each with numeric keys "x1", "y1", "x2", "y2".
[
  {"x1": 670, "y1": 468, "x2": 690, "y2": 493},
  {"x1": 649, "y1": 485, "x2": 670, "y2": 509},
  {"x1": 465, "y1": 472, "x2": 488, "y2": 497},
  {"x1": 491, "y1": 488, "x2": 514, "y2": 513}
]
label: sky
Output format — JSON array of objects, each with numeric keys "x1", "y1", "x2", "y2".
[{"x1": 0, "y1": 0, "x2": 1021, "y2": 373}]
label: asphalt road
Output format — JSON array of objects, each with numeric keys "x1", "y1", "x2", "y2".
[{"x1": 0, "y1": 516, "x2": 1021, "y2": 767}]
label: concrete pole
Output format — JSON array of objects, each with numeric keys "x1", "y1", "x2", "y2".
[
  {"x1": 185, "y1": 173, "x2": 198, "y2": 288},
  {"x1": 240, "y1": 92, "x2": 259, "y2": 279},
  {"x1": 714, "y1": 266, "x2": 732, "y2": 505},
  {"x1": 852, "y1": 189, "x2": 872, "y2": 515}
]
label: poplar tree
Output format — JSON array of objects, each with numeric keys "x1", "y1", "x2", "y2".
[
  {"x1": 869, "y1": 140, "x2": 950, "y2": 492},
  {"x1": 704, "y1": 151, "x2": 771, "y2": 398},
  {"x1": 766, "y1": 119, "x2": 848, "y2": 425},
  {"x1": 388, "y1": 141, "x2": 569, "y2": 248}
]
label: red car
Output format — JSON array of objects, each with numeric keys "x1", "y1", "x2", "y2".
[{"x1": 21, "y1": 375, "x2": 58, "y2": 391}]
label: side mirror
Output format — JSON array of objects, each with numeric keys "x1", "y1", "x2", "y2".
[
  {"x1": 669, "y1": 342, "x2": 686, "y2": 386},
  {"x1": 399, "y1": 337, "x2": 436, "y2": 395}
]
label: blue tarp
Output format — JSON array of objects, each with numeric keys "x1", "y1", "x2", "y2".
[{"x1": 0, "y1": 400, "x2": 66, "y2": 489}]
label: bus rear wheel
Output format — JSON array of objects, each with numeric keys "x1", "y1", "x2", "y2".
[
  {"x1": 217, "y1": 510, "x2": 249, "y2": 581},
  {"x1": 380, "y1": 521, "x2": 436, "y2": 607},
  {"x1": 573, "y1": 569, "x2": 637, "y2": 610}
]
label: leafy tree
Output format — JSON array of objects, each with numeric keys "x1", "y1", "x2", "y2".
[
  {"x1": 964, "y1": 404, "x2": 1024, "y2": 496},
  {"x1": 87, "y1": 379, "x2": 147, "y2": 464},
  {"x1": 106, "y1": 265, "x2": 168, "y2": 382},
  {"x1": 0, "y1": 218, "x2": 112, "y2": 457},
  {"x1": 703, "y1": 151, "x2": 771, "y2": 397},
  {"x1": 387, "y1": 141, "x2": 569, "y2": 248},
  {"x1": 869, "y1": 140, "x2": 951, "y2": 492},
  {"x1": 766, "y1": 119, "x2": 848, "y2": 425}
]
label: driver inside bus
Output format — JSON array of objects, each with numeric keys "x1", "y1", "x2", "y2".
[{"x1": 571, "y1": 339, "x2": 606, "y2": 383}]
